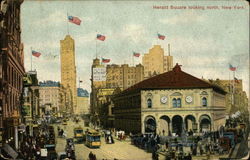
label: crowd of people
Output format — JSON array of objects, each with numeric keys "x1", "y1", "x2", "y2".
[{"x1": 19, "y1": 123, "x2": 56, "y2": 159}]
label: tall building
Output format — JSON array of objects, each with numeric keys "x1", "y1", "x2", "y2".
[
  {"x1": 142, "y1": 44, "x2": 173, "y2": 79},
  {"x1": 76, "y1": 88, "x2": 89, "y2": 115},
  {"x1": 39, "y1": 81, "x2": 62, "y2": 117},
  {"x1": 113, "y1": 64, "x2": 226, "y2": 134},
  {"x1": 0, "y1": 0, "x2": 25, "y2": 151},
  {"x1": 60, "y1": 35, "x2": 77, "y2": 114},
  {"x1": 90, "y1": 58, "x2": 106, "y2": 117},
  {"x1": 106, "y1": 64, "x2": 144, "y2": 90}
]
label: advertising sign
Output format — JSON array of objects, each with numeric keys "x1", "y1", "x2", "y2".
[{"x1": 93, "y1": 67, "x2": 106, "y2": 81}]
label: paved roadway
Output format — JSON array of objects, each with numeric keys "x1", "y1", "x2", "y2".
[{"x1": 55, "y1": 119, "x2": 152, "y2": 160}]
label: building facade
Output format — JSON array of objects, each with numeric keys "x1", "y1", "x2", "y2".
[
  {"x1": 113, "y1": 64, "x2": 226, "y2": 135},
  {"x1": 39, "y1": 81, "x2": 62, "y2": 117},
  {"x1": 76, "y1": 88, "x2": 89, "y2": 115},
  {"x1": 142, "y1": 45, "x2": 173, "y2": 79},
  {"x1": 90, "y1": 58, "x2": 144, "y2": 126},
  {"x1": 22, "y1": 71, "x2": 39, "y2": 137},
  {"x1": 106, "y1": 64, "x2": 144, "y2": 90},
  {"x1": 207, "y1": 79, "x2": 249, "y2": 120},
  {"x1": 60, "y1": 35, "x2": 77, "y2": 114},
  {"x1": 0, "y1": 0, "x2": 25, "y2": 150}
]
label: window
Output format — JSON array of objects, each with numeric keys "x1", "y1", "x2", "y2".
[
  {"x1": 172, "y1": 98, "x2": 177, "y2": 107},
  {"x1": 202, "y1": 97, "x2": 207, "y2": 107},
  {"x1": 177, "y1": 98, "x2": 181, "y2": 107},
  {"x1": 147, "y1": 99, "x2": 152, "y2": 108}
]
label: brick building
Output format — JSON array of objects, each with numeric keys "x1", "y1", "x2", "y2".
[{"x1": 0, "y1": 0, "x2": 25, "y2": 152}]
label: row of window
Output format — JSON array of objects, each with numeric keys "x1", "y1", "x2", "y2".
[{"x1": 147, "y1": 97, "x2": 207, "y2": 108}]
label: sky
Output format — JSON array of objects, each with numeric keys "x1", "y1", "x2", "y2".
[{"x1": 21, "y1": 0, "x2": 249, "y2": 96}]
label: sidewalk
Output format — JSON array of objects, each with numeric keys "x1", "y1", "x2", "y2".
[{"x1": 157, "y1": 150, "x2": 229, "y2": 160}]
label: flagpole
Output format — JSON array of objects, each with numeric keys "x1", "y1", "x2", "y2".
[
  {"x1": 79, "y1": 77, "x2": 80, "y2": 88},
  {"x1": 96, "y1": 32, "x2": 97, "y2": 59},
  {"x1": 132, "y1": 54, "x2": 134, "y2": 66},
  {"x1": 67, "y1": 12, "x2": 69, "y2": 35},
  {"x1": 232, "y1": 70, "x2": 235, "y2": 105},
  {"x1": 30, "y1": 47, "x2": 32, "y2": 71}
]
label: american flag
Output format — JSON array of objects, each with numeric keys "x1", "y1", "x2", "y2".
[
  {"x1": 68, "y1": 16, "x2": 81, "y2": 25},
  {"x1": 133, "y1": 52, "x2": 140, "y2": 57},
  {"x1": 102, "y1": 58, "x2": 110, "y2": 63},
  {"x1": 157, "y1": 33, "x2": 165, "y2": 40},
  {"x1": 97, "y1": 34, "x2": 106, "y2": 41},
  {"x1": 229, "y1": 64, "x2": 236, "y2": 71},
  {"x1": 32, "y1": 50, "x2": 41, "y2": 57}
]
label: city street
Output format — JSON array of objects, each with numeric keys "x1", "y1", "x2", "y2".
[{"x1": 55, "y1": 119, "x2": 152, "y2": 160}]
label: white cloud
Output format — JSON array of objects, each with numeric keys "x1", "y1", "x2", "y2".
[
  {"x1": 33, "y1": 11, "x2": 66, "y2": 27},
  {"x1": 75, "y1": 32, "x2": 96, "y2": 45},
  {"x1": 118, "y1": 24, "x2": 146, "y2": 43},
  {"x1": 159, "y1": 10, "x2": 205, "y2": 25}
]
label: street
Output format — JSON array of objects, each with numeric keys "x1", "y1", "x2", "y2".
[{"x1": 55, "y1": 119, "x2": 152, "y2": 160}]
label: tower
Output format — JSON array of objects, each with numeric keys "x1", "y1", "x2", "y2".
[{"x1": 60, "y1": 35, "x2": 77, "y2": 114}]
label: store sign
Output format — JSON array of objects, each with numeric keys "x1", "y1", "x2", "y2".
[{"x1": 93, "y1": 68, "x2": 106, "y2": 81}]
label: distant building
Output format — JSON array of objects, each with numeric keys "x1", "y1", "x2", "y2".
[
  {"x1": 113, "y1": 64, "x2": 226, "y2": 135},
  {"x1": 90, "y1": 58, "x2": 144, "y2": 126},
  {"x1": 76, "y1": 88, "x2": 89, "y2": 115},
  {"x1": 60, "y1": 35, "x2": 77, "y2": 114},
  {"x1": 206, "y1": 79, "x2": 249, "y2": 120},
  {"x1": 142, "y1": 45, "x2": 173, "y2": 79},
  {"x1": 96, "y1": 88, "x2": 116, "y2": 128},
  {"x1": 106, "y1": 64, "x2": 144, "y2": 90},
  {"x1": 39, "y1": 81, "x2": 62, "y2": 117}
]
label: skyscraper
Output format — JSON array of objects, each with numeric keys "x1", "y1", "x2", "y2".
[
  {"x1": 60, "y1": 35, "x2": 77, "y2": 114},
  {"x1": 142, "y1": 44, "x2": 173, "y2": 79}
]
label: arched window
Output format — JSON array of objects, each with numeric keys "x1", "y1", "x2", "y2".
[
  {"x1": 172, "y1": 98, "x2": 177, "y2": 108},
  {"x1": 147, "y1": 98, "x2": 152, "y2": 108},
  {"x1": 177, "y1": 98, "x2": 182, "y2": 108},
  {"x1": 202, "y1": 97, "x2": 207, "y2": 107}
]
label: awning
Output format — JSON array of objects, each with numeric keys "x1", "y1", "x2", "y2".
[{"x1": 3, "y1": 144, "x2": 18, "y2": 159}]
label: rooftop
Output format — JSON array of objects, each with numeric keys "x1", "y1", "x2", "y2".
[
  {"x1": 77, "y1": 88, "x2": 89, "y2": 97},
  {"x1": 39, "y1": 81, "x2": 60, "y2": 87},
  {"x1": 119, "y1": 63, "x2": 226, "y2": 95}
]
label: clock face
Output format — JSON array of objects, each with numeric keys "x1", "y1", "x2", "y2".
[
  {"x1": 186, "y1": 96, "x2": 193, "y2": 103},
  {"x1": 160, "y1": 96, "x2": 168, "y2": 104}
]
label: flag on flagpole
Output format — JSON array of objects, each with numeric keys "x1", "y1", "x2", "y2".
[
  {"x1": 97, "y1": 34, "x2": 106, "y2": 41},
  {"x1": 157, "y1": 33, "x2": 165, "y2": 40},
  {"x1": 102, "y1": 58, "x2": 110, "y2": 63},
  {"x1": 32, "y1": 50, "x2": 41, "y2": 57},
  {"x1": 234, "y1": 77, "x2": 240, "y2": 83},
  {"x1": 68, "y1": 15, "x2": 81, "y2": 25},
  {"x1": 133, "y1": 52, "x2": 140, "y2": 57},
  {"x1": 229, "y1": 64, "x2": 236, "y2": 71}
]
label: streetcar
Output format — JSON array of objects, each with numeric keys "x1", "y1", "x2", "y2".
[
  {"x1": 74, "y1": 127, "x2": 85, "y2": 143},
  {"x1": 85, "y1": 129, "x2": 101, "y2": 148}
]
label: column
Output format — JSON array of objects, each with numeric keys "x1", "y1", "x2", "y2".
[
  {"x1": 197, "y1": 122, "x2": 200, "y2": 133},
  {"x1": 14, "y1": 126, "x2": 18, "y2": 149},
  {"x1": 169, "y1": 121, "x2": 172, "y2": 135}
]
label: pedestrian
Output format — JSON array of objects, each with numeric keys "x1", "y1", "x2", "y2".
[
  {"x1": 93, "y1": 154, "x2": 97, "y2": 160},
  {"x1": 162, "y1": 129, "x2": 165, "y2": 136},
  {"x1": 89, "y1": 151, "x2": 94, "y2": 160},
  {"x1": 165, "y1": 140, "x2": 169, "y2": 151}
]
